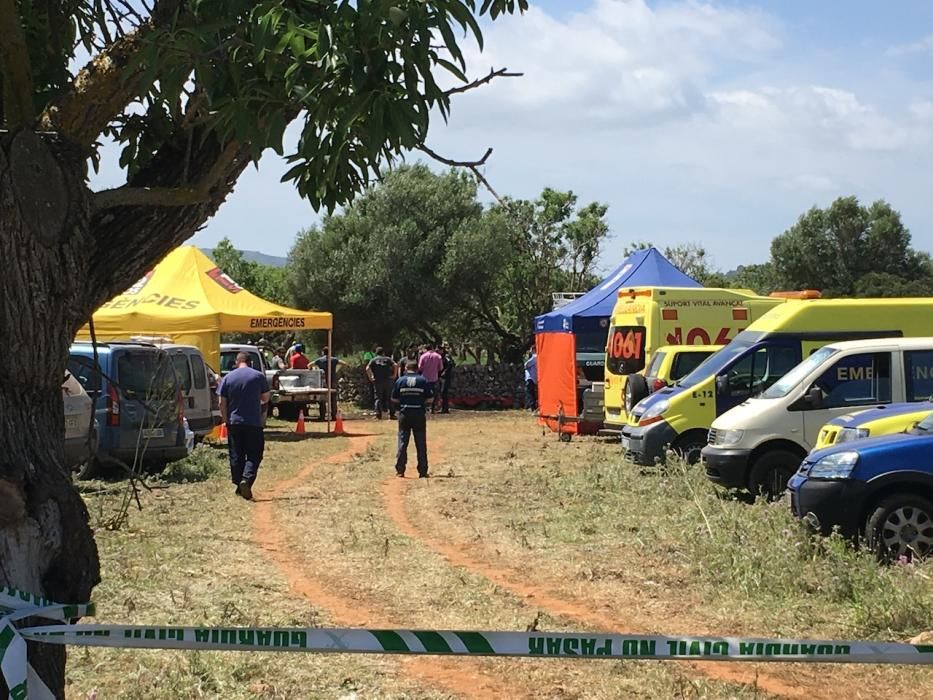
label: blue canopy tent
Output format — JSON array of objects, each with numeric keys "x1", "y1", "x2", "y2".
[{"x1": 534, "y1": 247, "x2": 701, "y2": 435}]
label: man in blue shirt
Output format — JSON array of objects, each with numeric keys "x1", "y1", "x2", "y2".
[
  {"x1": 219, "y1": 352, "x2": 271, "y2": 500},
  {"x1": 392, "y1": 360, "x2": 433, "y2": 478},
  {"x1": 524, "y1": 352, "x2": 538, "y2": 411}
]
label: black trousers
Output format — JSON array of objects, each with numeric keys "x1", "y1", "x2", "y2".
[
  {"x1": 396, "y1": 411, "x2": 428, "y2": 476},
  {"x1": 374, "y1": 379, "x2": 395, "y2": 418},
  {"x1": 317, "y1": 391, "x2": 338, "y2": 420},
  {"x1": 227, "y1": 424, "x2": 264, "y2": 486},
  {"x1": 440, "y1": 374, "x2": 452, "y2": 412}
]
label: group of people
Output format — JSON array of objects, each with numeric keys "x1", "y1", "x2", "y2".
[
  {"x1": 363, "y1": 343, "x2": 455, "y2": 419},
  {"x1": 218, "y1": 341, "x2": 457, "y2": 499},
  {"x1": 362, "y1": 343, "x2": 454, "y2": 478},
  {"x1": 269, "y1": 343, "x2": 344, "y2": 418}
]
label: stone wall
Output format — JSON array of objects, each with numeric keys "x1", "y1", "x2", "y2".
[{"x1": 337, "y1": 363, "x2": 525, "y2": 409}]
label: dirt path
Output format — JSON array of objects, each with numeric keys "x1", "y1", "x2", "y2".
[
  {"x1": 251, "y1": 434, "x2": 519, "y2": 699},
  {"x1": 382, "y1": 440, "x2": 810, "y2": 699}
]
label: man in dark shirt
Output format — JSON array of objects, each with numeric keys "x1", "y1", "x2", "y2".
[
  {"x1": 313, "y1": 346, "x2": 346, "y2": 419},
  {"x1": 438, "y1": 344, "x2": 455, "y2": 414},
  {"x1": 366, "y1": 346, "x2": 397, "y2": 420},
  {"x1": 392, "y1": 360, "x2": 433, "y2": 478},
  {"x1": 219, "y1": 352, "x2": 271, "y2": 500}
]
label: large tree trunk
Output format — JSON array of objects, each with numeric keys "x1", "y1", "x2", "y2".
[
  {"x1": 0, "y1": 130, "x2": 100, "y2": 697},
  {"x1": 0, "y1": 123, "x2": 249, "y2": 696}
]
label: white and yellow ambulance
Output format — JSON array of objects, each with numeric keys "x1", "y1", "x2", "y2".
[{"x1": 603, "y1": 287, "x2": 788, "y2": 432}]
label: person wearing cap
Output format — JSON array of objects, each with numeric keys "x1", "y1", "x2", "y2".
[
  {"x1": 392, "y1": 360, "x2": 433, "y2": 478},
  {"x1": 219, "y1": 352, "x2": 271, "y2": 500},
  {"x1": 270, "y1": 348, "x2": 287, "y2": 370},
  {"x1": 290, "y1": 343, "x2": 311, "y2": 370}
]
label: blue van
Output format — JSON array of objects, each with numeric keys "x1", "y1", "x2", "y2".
[
  {"x1": 67, "y1": 342, "x2": 187, "y2": 478},
  {"x1": 788, "y1": 411, "x2": 933, "y2": 561}
]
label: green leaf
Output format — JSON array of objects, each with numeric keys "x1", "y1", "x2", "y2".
[
  {"x1": 388, "y1": 6, "x2": 408, "y2": 27},
  {"x1": 436, "y1": 58, "x2": 467, "y2": 83}
]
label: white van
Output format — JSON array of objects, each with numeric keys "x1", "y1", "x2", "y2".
[
  {"x1": 162, "y1": 345, "x2": 216, "y2": 441},
  {"x1": 702, "y1": 337, "x2": 933, "y2": 497}
]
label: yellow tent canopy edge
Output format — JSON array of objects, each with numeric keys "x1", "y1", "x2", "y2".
[{"x1": 76, "y1": 246, "x2": 332, "y2": 368}]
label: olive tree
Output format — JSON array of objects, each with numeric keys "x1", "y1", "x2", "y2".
[{"x1": 0, "y1": 0, "x2": 525, "y2": 693}]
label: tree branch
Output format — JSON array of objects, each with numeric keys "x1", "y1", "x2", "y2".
[
  {"x1": 0, "y1": 0, "x2": 35, "y2": 126},
  {"x1": 82, "y1": 131, "x2": 251, "y2": 316},
  {"x1": 92, "y1": 186, "x2": 210, "y2": 210},
  {"x1": 444, "y1": 67, "x2": 522, "y2": 97},
  {"x1": 417, "y1": 144, "x2": 492, "y2": 168},
  {"x1": 37, "y1": 0, "x2": 186, "y2": 150},
  {"x1": 417, "y1": 144, "x2": 506, "y2": 204}
]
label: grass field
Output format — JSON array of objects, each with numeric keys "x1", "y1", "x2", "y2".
[{"x1": 66, "y1": 412, "x2": 933, "y2": 699}]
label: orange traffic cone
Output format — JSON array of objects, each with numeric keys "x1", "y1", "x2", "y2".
[
  {"x1": 295, "y1": 411, "x2": 306, "y2": 435},
  {"x1": 218, "y1": 422, "x2": 228, "y2": 442},
  {"x1": 333, "y1": 410, "x2": 345, "y2": 436}
]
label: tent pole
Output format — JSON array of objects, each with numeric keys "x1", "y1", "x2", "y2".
[{"x1": 327, "y1": 329, "x2": 332, "y2": 433}]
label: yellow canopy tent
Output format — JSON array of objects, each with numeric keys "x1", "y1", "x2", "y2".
[{"x1": 78, "y1": 245, "x2": 332, "y2": 369}]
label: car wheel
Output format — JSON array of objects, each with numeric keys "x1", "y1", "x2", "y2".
[
  {"x1": 277, "y1": 404, "x2": 298, "y2": 421},
  {"x1": 866, "y1": 494, "x2": 933, "y2": 562},
  {"x1": 146, "y1": 461, "x2": 169, "y2": 475},
  {"x1": 670, "y1": 438, "x2": 706, "y2": 466},
  {"x1": 748, "y1": 450, "x2": 799, "y2": 501},
  {"x1": 74, "y1": 458, "x2": 103, "y2": 481},
  {"x1": 559, "y1": 431, "x2": 572, "y2": 443},
  {"x1": 624, "y1": 375, "x2": 649, "y2": 414}
]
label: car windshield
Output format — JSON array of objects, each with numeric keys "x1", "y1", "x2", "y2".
[
  {"x1": 221, "y1": 350, "x2": 263, "y2": 373},
  {"x1": 645, "y1": 351, "x2": 666, "y2": 377},
  {"x1": 220, "y1": 351, "x2": 238, "y2": 373},
  {"x1": 760, "y1": 346, "x2": 837, "y2": 399},
  {"x1": 676, "y1": 339, "x2": 755, "y2": 389},
  {"x1": 117, "y1": 351, "x2": 176, "y2": 400}
]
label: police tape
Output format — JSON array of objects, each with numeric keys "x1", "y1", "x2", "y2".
[{"x1": 2, "y1": 587, "x2": 933, "y2": 700}]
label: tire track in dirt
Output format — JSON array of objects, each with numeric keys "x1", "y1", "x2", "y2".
[
  {"x1": 382, "y1": 439, "x2": 811, "y2": 699},
  {"x1": 251, "y1": 434, "x2": 520, "y2": 699}
]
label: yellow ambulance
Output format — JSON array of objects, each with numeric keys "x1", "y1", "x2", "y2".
[
  {"x1": 603, "y1": 287, "x2": 787, "y2": 431},
  {"x1": 621, "y1": 298, "x2": 933, "y2": 474}
]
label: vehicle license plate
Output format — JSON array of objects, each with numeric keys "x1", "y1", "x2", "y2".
[
  {"x1": 142, "y1": 428, "x2": 164, "y2": 439},
  {"x1": 621, "y1": 436, "x2": 630, "y2": 451}
]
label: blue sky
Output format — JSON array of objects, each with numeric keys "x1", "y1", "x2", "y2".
[{"x1": 94, "y1": 1, "x2": 933, "y2": 274}]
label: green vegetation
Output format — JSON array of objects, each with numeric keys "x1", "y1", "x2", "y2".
[
  {"x1": 511, "y1": 446, "x2": 933, "y2": 641},
  {"x1": 287, "y1": 166, "x2": 610, "y2": 361}
]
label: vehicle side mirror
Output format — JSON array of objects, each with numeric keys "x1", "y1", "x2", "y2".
[
  {"x1": 804, "y1": 386, "x2": 823, "y2": 409},
  {"x1": 715, "y1": 375, "x2": 727, "y2": 395}
]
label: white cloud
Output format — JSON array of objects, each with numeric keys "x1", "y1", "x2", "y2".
[
  {"x1": 709, "y1": 85, "x2": 929, "y2": 153},
  {"x1": 887, "y1": 34, "x2": 933, "y2": 56},
  {"x1": 451, "y1": 0, "x2": 780, "y2": 127}
]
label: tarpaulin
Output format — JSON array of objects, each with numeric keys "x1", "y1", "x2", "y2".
[
  {"x1": 534, "y1": 247, "x2": 700, "y2": 333},
  {"x1": 536, "y1": 332, "x2": 579, "y2": 433},
  {"x1": 77, "y1": 246, "x2": 331, "y2": 368}
]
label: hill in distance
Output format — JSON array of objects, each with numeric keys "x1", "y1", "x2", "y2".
[{"x1": 200, "y1": 248, "x2": 288, "y2": 268}]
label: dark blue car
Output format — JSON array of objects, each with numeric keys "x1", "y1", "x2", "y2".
[{"x1": 788, "y1": 411, "x2": 933, "y2": 561}]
